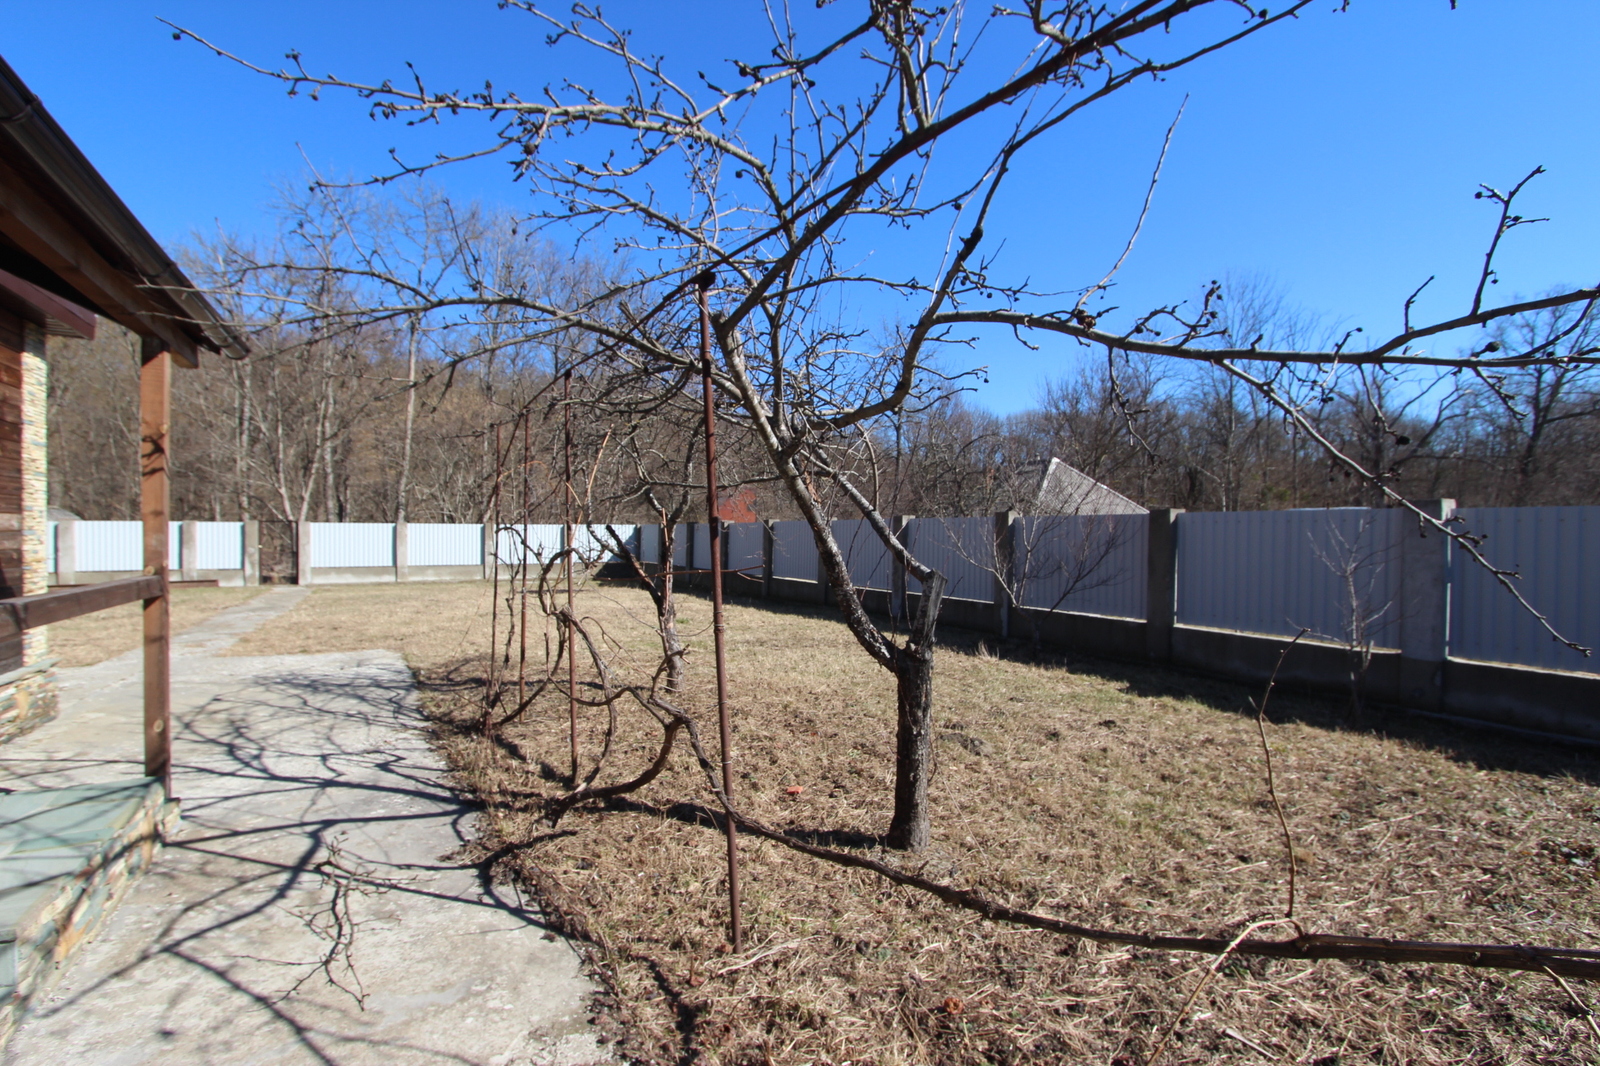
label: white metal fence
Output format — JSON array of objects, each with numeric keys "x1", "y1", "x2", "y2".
[
  {"x1": 409, "y1": 523, "x2": 481, "y2": 568},
  {"x1": 311, "y1": 523, "x2": 395, "y2": 569}
]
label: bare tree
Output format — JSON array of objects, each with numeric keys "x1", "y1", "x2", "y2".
[{"x1": 173, "y1": 1, "x2": 1598, "y2": 852}]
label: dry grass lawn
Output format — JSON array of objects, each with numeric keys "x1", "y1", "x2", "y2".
[
  {"x1": 47, "y1": 586, "x2": 269, "y2": 667},
  {"x1": 225, "y1": 580, "x2": 499, "y2": 669},
  {"x1": 241, "y1": 579, "x2": 1600, "y2": 1065}
]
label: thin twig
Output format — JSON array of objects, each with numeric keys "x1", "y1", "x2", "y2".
[
  {"x1": 1252, "y1": 629, "x2": 1308, "y2": 920},
  {"x1": 1545, "y1": 964, "x2": 1600, "y2": 1051},
  {"x1": 1145, "y1": 918, "x2": 1300, "y2": 1066}
]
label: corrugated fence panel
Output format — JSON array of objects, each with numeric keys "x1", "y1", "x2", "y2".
[
  {"x1": 691, "y1": 524, "x2": 710, "y2": 570},
  {"x1": 907, "y1": 517, "x2": 994, "y2": 601},
  {"x1": 76, "y1": 521, "x2": 142, "y2": 572},
  {"x1": 46, "y1": 521, "x2": 55, "y2": 573},
  {"x1": 193, "y1": 522, "x2": 244, "y2": 570},
  {"x1": 671, "y1": 526, "x2": 688, "y2": 568},
  {"x1": 496, "y1": 524, "x2": 565, "y2": 565},
  {"x1": 312, "y1": 523, "x2": 395, "y2": 569},
  {"x1": 832, "y1": 520, "x2": 892, "y2": 591},
  {"x1": 410, "y1": 523, "x2": 481, "y2": 567},
  {"x1": 1450, "y1": 506, "x2": 1600, "y2": 674},
  {"x1": 727, "y1": 522, "x2": 764, "y2": 576},
  {"x1": 636, "y1": 524, "x2": 660, "y2": 565},
  {"x1": 772, "y1": 520, "x2": 818, "y2": 581},
  {"x1": 1176, "y1": 509, "x2": 1403, "y2": 646},
  {"x1": 573, "y1": 524, "x2": 637, "y2": 565},
  {"x1": 1018, "y1": 514, "x2": 1147, "y2": 618}
]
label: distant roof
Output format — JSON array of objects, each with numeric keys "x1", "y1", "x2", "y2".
[
  {"x1": 1032, "y1": 458, "x2": 1147, "y2": 516},
  {"x1": 0, "y1": 55, "x2": 246, "y2": 365}
]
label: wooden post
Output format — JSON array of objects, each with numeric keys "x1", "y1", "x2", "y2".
[{"x1": 139, "y1": 338, "x2": 171, "y2": 790}]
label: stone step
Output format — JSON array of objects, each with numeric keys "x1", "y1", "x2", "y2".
[{"x1": 0, "y1": 779, "x2": 177, "y2": 1044}]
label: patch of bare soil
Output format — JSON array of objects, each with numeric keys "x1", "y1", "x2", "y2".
[{"x1": 419, "y1": 583, "x2": 1599, "y2": 1066}]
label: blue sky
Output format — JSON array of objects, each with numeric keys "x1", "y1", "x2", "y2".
[{"x1": 7, "y1": 1, "x2": 1598, "y2": 413}]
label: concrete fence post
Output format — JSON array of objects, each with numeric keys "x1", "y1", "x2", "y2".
[
  {"x1": 891, "y1": 515, "x2": 914, "y2": 625},
  {"x1": 56, "y1": 520, "x2": 76, "y2": 586},
  {"x1": 761, "y1": 520, "x2": 775, "y2": 599},
  {"x1": 242, "y1": 520, "x2": 260, "y2": 586},
  {"x1": 1145, "y1": 508, "x2": 1183, "y2": 662},
  {"x1": 394, "y1": 520, "x2": 409, "y2": 583},
  {"x1": 1397, "y1": 498, "x2": 1456, "y2": 710},
  {"x1": 296, "y1": 522, "x2": 313, "y2": 587},
  {"x1": 179, "y1": 521, "x2": 199, "y2": 583},
  {"x1": 993, "y1": 509, "x2": 1019, "y2": 639}
]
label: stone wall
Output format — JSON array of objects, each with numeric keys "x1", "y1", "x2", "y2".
[{"x1": 0, "y1": 326, "x2": 57, "y2": 743}]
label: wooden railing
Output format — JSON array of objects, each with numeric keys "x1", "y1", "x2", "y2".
[{"x1": 0, "y1": 575, "x2": 162, "y2": 640}]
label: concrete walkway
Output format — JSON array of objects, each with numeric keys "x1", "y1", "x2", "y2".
[{"x1": 0, "y1": 588, "x2": 611, "y2": 1065}]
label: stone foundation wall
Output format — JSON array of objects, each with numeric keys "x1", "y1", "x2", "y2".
[
  {"x1": 0, "y1": 327, "x2": 55, "y2": 745},
  {"x1": 0, "y1": 661, "x2": 59, "y2": 745}
]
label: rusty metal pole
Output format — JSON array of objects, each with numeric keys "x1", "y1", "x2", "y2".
[
  {"x1": 486, "y1": 422, "x2": 503, "y2": 736},
  {"x1": 563, "y1": 369, "x2": 579, "y2": 787},
  {"x1": 696, "y1": 271, "x2": 742, "y2": 952},
  {"x1": 518, "y1": 409, "x2": 530, "y2": 709}
]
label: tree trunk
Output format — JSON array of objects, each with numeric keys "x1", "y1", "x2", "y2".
[
  {"x1": 884, "y1": 568, "x2": 945, "y2": 851},
  {"x1": 886, "y1": 640, "x2": 935, "y2": 851}
]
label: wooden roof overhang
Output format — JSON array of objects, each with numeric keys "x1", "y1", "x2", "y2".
[{"x1": 0, "y1": 55, "x2": 246, "y2": 366}]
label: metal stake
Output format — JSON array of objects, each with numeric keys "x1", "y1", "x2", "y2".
[
  {"x1": 696, "y1": 270, "x2": 742, "y2": 952},
  {"x1": 563, "y1": 368, "x2": 579, "y2": 786}
]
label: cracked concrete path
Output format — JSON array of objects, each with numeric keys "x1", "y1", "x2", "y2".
[{"x1": 0, "y1": 587, "x2": 612, "y2": 1065}]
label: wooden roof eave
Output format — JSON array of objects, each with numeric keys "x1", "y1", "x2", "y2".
[{"x1": 0, "y1": 56, "x2": 249, "y2": 366}]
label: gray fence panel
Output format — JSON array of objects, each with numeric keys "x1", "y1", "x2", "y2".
[
  {"x1": 907, "y1": 517, "x2": 994, "y2": 601},
  {"x1": 574, "y1": 523, "x2": 637, "y2": 565},
  {"x1": 193, "y1": 522, "x2": 244, "y2": 570},
  {"x1": 1450, "y1": 506, "x2": 1600, "y2": 674},
  {"x1": 410, "y1": 523, "x2": 482, "y2": 567},
  {"x1": 1176, "y1": 509, "x2": 1403, "y2": 646},
  {"x1": 771, "y1": 520, "x2": 818, "y2": 581},
  {"x1": 831, "y1": 519, "x2": 892, "y2": 591},
  {"x1": 46, "y1": 521, "x2": 55, "y2": 573},
  {"x1": 727, "y1": 522, "x2": 764, "y2": 576},
  {"x1": 311, "y1": 523, "x2": 395, "y2": 569},
  {"x1": 690, "y1": 524, "x2": 710, "y2": 570},
  {"x1": 634, "y1": 524, "x2": 660, "y2": 564},
  {"x1": 496, "y1": 524, "x2": 565, "y2": 566},
  {"x1": 1017, "y1": 514, "x2": 1147, "y2": 619}
]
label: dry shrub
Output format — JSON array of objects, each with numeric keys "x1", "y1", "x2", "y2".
[{"x1": 420, "y1": 582, "x2": 1599, "y2": 1065}]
